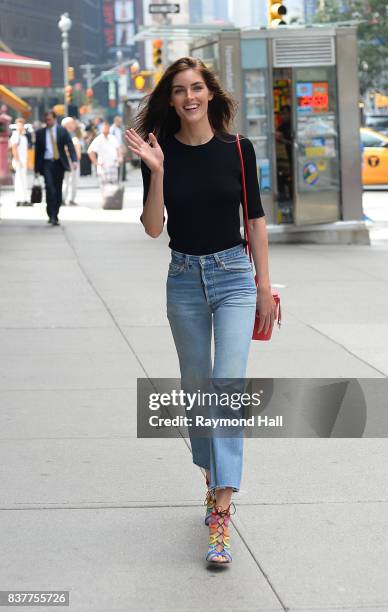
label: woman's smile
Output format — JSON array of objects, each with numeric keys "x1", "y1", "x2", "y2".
[{"x1": 183, "y1": 104, "x2": 200, "y2": 113}]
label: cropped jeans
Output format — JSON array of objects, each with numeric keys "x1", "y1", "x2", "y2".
[{"x1": 166, "y1": 244, "x2": 257, "y2": 492}]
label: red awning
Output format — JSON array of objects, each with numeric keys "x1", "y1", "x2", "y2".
[{"x1": 0, "y1": 52, "x2": 51, "y2": 87}]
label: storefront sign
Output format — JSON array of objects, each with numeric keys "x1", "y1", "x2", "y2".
[
  {"x1": 0, "y1": 53, "x2": 51, "y2": 87},
  {"x1": 297, "y1": 82, "x2": 329, "y2": 114},
  {"x1": 102, "y1": 0, "x2": 135, "y2": 53}
]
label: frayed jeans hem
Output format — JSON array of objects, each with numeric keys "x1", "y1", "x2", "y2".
[{"x1": 209, "y1": 485, "x2": 239, "y2": 493}]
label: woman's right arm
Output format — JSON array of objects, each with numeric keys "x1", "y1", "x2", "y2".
[{"x1": 125, "y1": 128, "x2": 165, "y2": 238}]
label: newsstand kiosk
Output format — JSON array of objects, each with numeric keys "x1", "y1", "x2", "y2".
[{"x1": 191, "y1": 26, "x2": 368, "y2": 243}]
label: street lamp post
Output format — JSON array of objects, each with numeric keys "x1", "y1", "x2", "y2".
[{"x1": 58, "y1": 12, "x2": 72, "y2": 115}]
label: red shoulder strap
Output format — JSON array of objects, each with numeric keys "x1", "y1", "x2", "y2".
[{"x1": 237, "y1": 135, "x2": 281, "y2": 324}]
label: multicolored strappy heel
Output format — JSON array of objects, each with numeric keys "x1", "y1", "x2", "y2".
[
  {"x1": 204, "y1": 486, "x2": 215, "y2": 526},
  {"x1": 206, "y1": 504, "x2": 234, "y2": 564}
]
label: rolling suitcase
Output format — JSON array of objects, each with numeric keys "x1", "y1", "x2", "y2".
[
  {"x1": 101, "y1": 164, "x2": 124, "y2": 210},
  {"x1": 102, "y1": 183, "x2": 124, "y2": 210}
]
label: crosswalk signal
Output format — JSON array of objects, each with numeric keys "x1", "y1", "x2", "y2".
[
  {"x1": 152, "y1": 39, "x2": 163, "y2": 68},
  {"x1": 134, "y1": 75, "x2": 145, "y2": 90},
  {"x1": 268, "y1": 1, "x2": 287, "y2": 26}
]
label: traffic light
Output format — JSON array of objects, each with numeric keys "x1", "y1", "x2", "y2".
[
  {"x1": 134, "y1": 75, "x2": 145, "y2": 90},
  {"x1": 67, "y1": 66, "x2": 75, "y2": 82},
  {"x1": 268, "y1": 1, "x2": 287, "y2": 26},
  {"x1": 152, "y1": 39, "x2": 163, "y2": 68},
  {"x1": 86, "y1": 87, "x2": 94, "y2": 98},
  {"x1": 65, "y1": 85, "x2": 73, "y2": 104}
]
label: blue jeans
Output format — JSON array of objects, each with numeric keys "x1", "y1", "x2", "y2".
[{"x1": 166, "y1": 244, "x2": 257, "y2": 492}]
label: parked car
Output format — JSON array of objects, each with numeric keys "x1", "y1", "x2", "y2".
[
  {"x1": 360, "y1": 127, "x2": 388, "y2": 186},
  {"x1": 364, "y1": 115, "x2": 388, "y2": 136}
]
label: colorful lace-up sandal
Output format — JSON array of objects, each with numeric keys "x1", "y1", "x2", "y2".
[
  {"x1": 206, "y1": 504, "x2": 234, "y2": 564},
  {"x1": 204, "y1": 476, "x2": 215, "y2": 526}
]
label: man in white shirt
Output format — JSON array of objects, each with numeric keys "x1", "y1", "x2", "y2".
[
  {"x1": 10, "y1": 117, "x2": 30, "y2": 206},
  {"x1": 87, "y1": 120, "x2": 122, "y2": 183},
  {"x1": 61, "y1": 117, "x2": 81, "y2": 205}
]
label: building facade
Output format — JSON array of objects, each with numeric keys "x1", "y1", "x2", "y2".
[
  {"x1": 100, "y1": 0, "x2": 145, "y2": 66},
  {"x1": 0, "y1": 0, "x2": 103, "y2": 87}
]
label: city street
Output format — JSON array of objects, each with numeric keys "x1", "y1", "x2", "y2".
[{"x1": 0, "y1": 173, "x2": 388, "y2": 611}]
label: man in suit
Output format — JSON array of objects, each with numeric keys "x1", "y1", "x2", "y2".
[{"x1": 34, "y1": 110, "x2": 77, "y2": 225}]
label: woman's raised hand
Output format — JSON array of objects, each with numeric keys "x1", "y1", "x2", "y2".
[{"x1": 125, "y1": 128, "x2": 164, "y2": 173}]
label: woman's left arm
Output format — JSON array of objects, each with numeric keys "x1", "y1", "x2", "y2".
[{"x1": 248, "y1": 217, "x2": 276, "y2": 335}]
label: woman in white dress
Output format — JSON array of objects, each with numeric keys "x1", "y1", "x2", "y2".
[{"x1": 10, "y1": 117, "x2": 29, "y2": 206}]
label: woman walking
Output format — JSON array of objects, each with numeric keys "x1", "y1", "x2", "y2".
[
  {"x1": 126, "y1": 57, "x2": 276, "y2": 565},
  {"x1": 10, "y1": 117, "x2": 30, "y2": 206}
]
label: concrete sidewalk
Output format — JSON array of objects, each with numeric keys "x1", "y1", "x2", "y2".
[
  {"x1": 0, "y1": 165, "x2": 141, "y2": 193},
  {"x1": 0, "y1": 213, "x2": 388, "y2": 612}
]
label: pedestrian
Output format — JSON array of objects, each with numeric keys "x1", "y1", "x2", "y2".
[
  {"x1": 34, "y1": 110, "x2": 77, "y2": 225},
  {"x1": 10, "y1": 117, "x2": 30, "y2": 206},
  {"x1": 61, "y1": 117, "x2": 81, "y2": 206},
  {"x1": 94, "y1": 116, "x2": 104, "y2": 134},
  {"x1": 109, "y1": 115, "x2": 124, "y2": 143},
  {"x1": 84, "y1": 120, "x2": 97, "y2": 147},
  {"x1": 75, "y1": 121, "x2": 86, "y2": 149},
  {"x1": 125, "y1": 57, "x2": 276, "y2": 565},
  {"x1": 110, "y1": 115, "x2": 126, "y2": 181},
  {"x1": 87, "y1": 120, "x2": 122, "y2": 186}
]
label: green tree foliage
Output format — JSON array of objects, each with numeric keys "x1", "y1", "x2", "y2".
[{"x1": 313, "y1": 0, "x2": 388, "y2": 94}]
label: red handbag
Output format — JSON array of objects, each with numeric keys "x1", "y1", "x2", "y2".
[{"x1": 236, "y1": 134, "x2": 281, "y2": 341}]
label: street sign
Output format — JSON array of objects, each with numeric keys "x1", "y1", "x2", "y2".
[
  {"x1": 101, "y1": 70, "x2": 119, "y2": 82},
  {"x1": 149, "y1": 3, "x2": 180, "y2": 14}
]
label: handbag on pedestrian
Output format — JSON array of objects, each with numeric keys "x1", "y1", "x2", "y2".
[
  {"x1": 30, "y1": 174, "x2": 43, "y2": 204},
  {"x1": 236, "y1": 134, "x2": 282, "y2": 340}
]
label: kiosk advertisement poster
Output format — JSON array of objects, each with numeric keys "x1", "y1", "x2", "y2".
[{"x1": 295, "y1": 77, "x2": 340, "y2": 193}]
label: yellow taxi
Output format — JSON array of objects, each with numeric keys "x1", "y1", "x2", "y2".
[{"x1": 361, "y1": 127, "x2": 388, "y2": 185}]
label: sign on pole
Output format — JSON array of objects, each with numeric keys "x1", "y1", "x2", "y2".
[
  {"x1": 149, "y1": 3, "x2": 180, "y2": 14},
  {"x1": 101, "y1": 70, "x2": 118, "y2": 82}
]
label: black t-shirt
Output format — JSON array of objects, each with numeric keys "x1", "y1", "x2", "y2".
[{"x1": 140, "y1": 132, "x2": 265, "y2": 256}]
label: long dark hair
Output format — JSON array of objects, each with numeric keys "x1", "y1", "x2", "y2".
[{"x1": 132, "y1": 57, "x2": 238, "y2": 141}]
